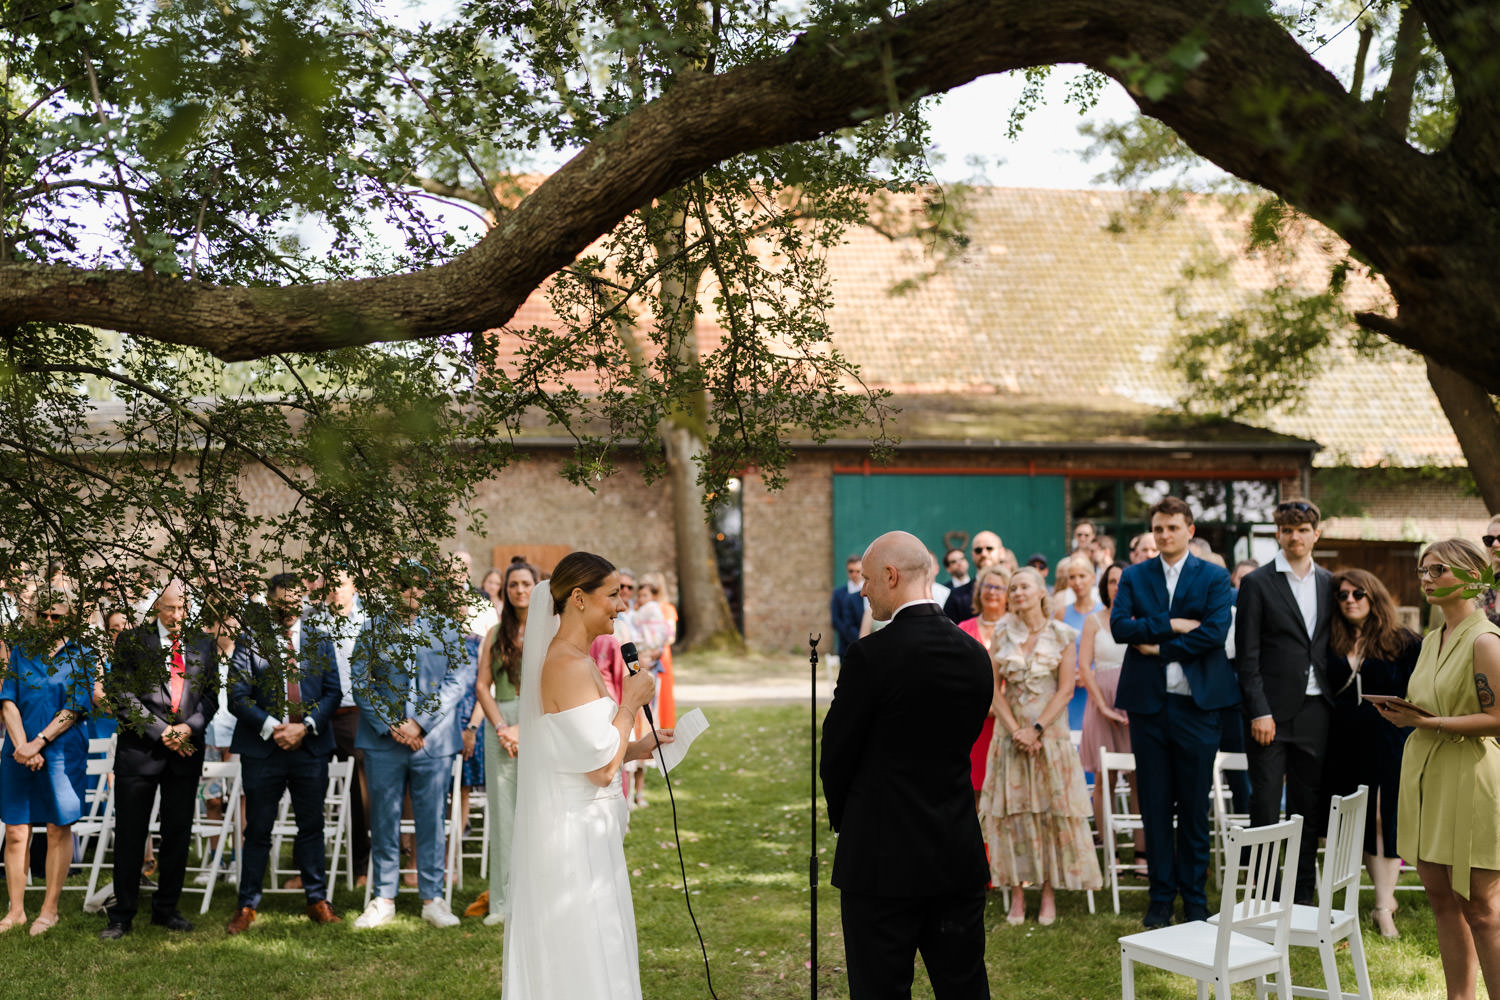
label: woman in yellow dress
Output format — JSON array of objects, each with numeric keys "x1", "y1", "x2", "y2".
[{"x1": 1379, "y1": 538, "x2": 1500, "y2": 1000}]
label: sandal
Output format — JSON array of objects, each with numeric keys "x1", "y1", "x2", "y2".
[
  {"x1": 0, "y1": 913, "x2": 25, "y2": 934},
  {"x1": 1371, "y1": 906, "x2": 1399, "y2": 939},
  {"x1": 29, "y1": 914, "x2": 58, "y2": 937}
]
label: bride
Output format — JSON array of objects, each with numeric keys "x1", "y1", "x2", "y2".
[{"x1": 503, "y1": 552, "x2": 671, "y2": 999}]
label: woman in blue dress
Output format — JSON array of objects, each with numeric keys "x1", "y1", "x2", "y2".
[
  {"x1": 1054, "y1": 554, "x2": 1100, "y2": 731},
  {"x1": 1, "y1": 590, "x2": 95, "y2": 935}
]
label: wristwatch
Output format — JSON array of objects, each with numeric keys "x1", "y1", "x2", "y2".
[
  {"x1": 1032, "y1": 721, "x2": 1044, "y2": 735},
  {"x1": 466, "y1": 722, "x2": 481, "y2": 733}
]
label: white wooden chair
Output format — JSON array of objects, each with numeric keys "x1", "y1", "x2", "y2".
[
  {"x1": 187, "y1": 760, "x2": 243, "y2": 914},
  {"x1": 460, "y1": 779, "x2": 491, "y2": 879},
  {"x1": 1211, "y1": 750, "x2": 1252, "y2": 887},
  {"x1": 362, "y1": 755, "x2": 463, "y2": 907},
  {"x1": 1218, "y1": 786, "x2": 1372, "y2": 1000},
  {"x1": 1099, "y1": 749, "x2": 1147, "y2": 914},
  {"x1": 1119, "y1": 816, "x2": 1302, "y2": 1000},
  {"x1": 71, "y1": 735, "x2": 118, "y2": 897},
  {"x1": 261, "y1": 757, "x2": 355, "y2": 895}
]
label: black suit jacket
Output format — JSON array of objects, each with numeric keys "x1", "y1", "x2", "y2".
[
  {"x1": 228, "y1": 624, "x2": 341, "y2": 759},
  {"x1": 1233, "y1": 561, "x2": 1336, "y2": 722},
  {"x1": 820, "y1": 602, "x2": 991, "y2": 896},
  {"x1": 108, "y1": 623, "x2": 217, "y2": 776}
]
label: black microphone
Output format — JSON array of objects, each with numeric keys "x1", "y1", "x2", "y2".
[
  {"x1": 619, "y1": 641, "x2": 654, "y2": 725},
  {"x1": 618, "y1": 644, "x2": 654, "y2": 722}
]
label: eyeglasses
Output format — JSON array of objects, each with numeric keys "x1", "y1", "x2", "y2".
[
  {"x1": 1337, "y1": 589, "x2": 1368, "y2": 602},
  {"x1": 1484, "y1": 535, "x2": 1500, "y2": 547},
  {"x1": 1416, "y1": 563, "x2": 1451, "y2": 580},
  {"x1": 41, "y1": 612, "x2": 66, "y2": 621},
  {"x1": 973, "y1": 545, "x2": 997, "y2": 553},
  {"x1": 979, "y1": 583, "x2": 1007, "y2": 593},
  {"x1": 619, "y1": 583, "x2": 634, "y2": 591}
]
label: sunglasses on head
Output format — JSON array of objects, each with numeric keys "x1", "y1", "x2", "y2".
[
  {"x1": 1484, "y1": 535, "x2": 1500, "y2": 547},
  {"x1": 1276, "y1": 500, "x2": 1314, "y2": 513},
  {"x1": 1337, "y1": 589, "x2": 1367, "y2": 602}
]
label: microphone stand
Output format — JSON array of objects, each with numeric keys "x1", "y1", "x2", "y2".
[{"x1": 808, "y1": 631, "x2": 821, "y2": 1000}]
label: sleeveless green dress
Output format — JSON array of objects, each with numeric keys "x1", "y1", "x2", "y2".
[{"x1": 1397, "y1": 609, "x2": 1500, "y2": 898}]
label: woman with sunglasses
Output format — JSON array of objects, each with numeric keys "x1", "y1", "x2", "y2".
[
  {"x1": 1323, "y1": 568, "x2": 1419, "y2": 938},
  {"x1": 1380, "y1": 539, "x2": 1500, "y2": 1000},
  {"x1": 0, "y1": 587, "x2": 95, "y2": 935}
]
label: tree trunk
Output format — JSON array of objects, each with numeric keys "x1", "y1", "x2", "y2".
[
  {"x1": 662, "y1": 420, "x2": 738, "y2": 649},
  {"x1": 1426, "y1": 359, "x2": 1500, "y2": 513}
]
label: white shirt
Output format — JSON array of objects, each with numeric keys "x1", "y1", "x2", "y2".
[
  {"x1": 1160, "y1": 552, "x2": 1193, "y2": 697},
  {"x1": 311, "y1": 597, "x2": 365, "y2": 709},
  {"x1": 930, "y1": 580, "x2": 951, "y2": 605},
  {"x1": 891, "y1": 598, "x2": 941, "y2": 618},
  {"x1": 846, "y1": 580, "x2": 862, "y2": 595},
  {"x1": 1273, "y1": 550, "x2": 1323, "y2": 697}
]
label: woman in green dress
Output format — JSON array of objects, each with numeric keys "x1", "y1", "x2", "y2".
[
  {"x1": 473, "y1": 558, "x2": 537, "y2": 926},
  {"x1": 1380, "y1": 538, "x2": 1500, "y2": 1000}
]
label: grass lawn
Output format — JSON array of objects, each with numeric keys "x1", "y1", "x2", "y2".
[{"x1": 0, "y1": 704, "x2": 1462, "y2": 998}]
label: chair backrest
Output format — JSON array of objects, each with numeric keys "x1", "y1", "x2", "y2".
[
  {"x1": 87, "y1": 735, "x2": 116, "y2": 759},
  {"x1": 1216, "y1": 817, "x2": 1302, "y2": 966},
  {"x1": 1319, "y1": 785, "x2": 1370, "y2": 920},
  {"x1": 1099, "y1": 751, "x2": 1136, "y2": 814}
]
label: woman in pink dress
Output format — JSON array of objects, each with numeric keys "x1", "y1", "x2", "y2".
[{"x1": 959, "y1": 564, "x2": 1010, "y2": 807}]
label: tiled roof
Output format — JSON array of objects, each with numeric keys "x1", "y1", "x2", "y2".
[{"x1": 487, "y1": 186, "x2": 1455, "y2": 468}]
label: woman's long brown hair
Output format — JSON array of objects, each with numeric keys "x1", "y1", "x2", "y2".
[
  {"x1": 1330, "y1": 568, "x2": 1410, "y2": 662},
  {"x1": 493, "y1": 557, "x2": 539, "y2": 691}
]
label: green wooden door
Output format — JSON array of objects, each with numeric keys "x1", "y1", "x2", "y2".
[{"x1": 832, "y1": 474, "x2": 1067, "y2": 581}]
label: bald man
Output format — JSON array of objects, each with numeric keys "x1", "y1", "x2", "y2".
[
  {"x1": 102, "y1": 580, "x2": 219, "y2": 939},
  {"x1": 821, "y1": 531, "x2": 992, "y2": 999}
]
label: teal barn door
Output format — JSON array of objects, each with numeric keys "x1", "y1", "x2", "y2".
[{"x1": 832, "y1": 474, "x2": 1067, "y2": 582}]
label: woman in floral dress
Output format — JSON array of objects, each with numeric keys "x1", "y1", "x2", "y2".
[{"x1": 980, "y1": 567, "x2": 1102, "y2": 925}]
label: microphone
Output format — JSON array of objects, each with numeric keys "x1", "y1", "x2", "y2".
[{"x1": 619, "y1": 641, "x2": 654, "y2": 725}]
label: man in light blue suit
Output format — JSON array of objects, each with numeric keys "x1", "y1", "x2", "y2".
[
  {"x1": 1111, "y1": 496, "x2": 1238, "y2": 929},
  {"x1": 349, "y1": 568, "x2": 474, "y2": 929}
]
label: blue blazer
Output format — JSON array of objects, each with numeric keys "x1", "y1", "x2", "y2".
[
  {"x1": 830, "y1": 587, "x2": 864, "y2": 654},
  {"x1": 351, "y1": 615, "x2": 473, "y2": 759},
  {"x1": 1111, "y1": 554, "x2": 1240, "y2": 714},
  {"x1": 228, "y1": 625, "x2": 341, "y2": 758}
]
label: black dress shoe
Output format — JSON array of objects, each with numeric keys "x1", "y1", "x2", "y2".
[
  {"x1": 1183, "y1": 904, "x2": 1211, "y2": 923},
  {"x1": 1143, "y1": 903, "x2": 1174, "y2": 929},
  {"x1": 99, "y1": 921, "x2": 131, "y2": 940},
  {"x1": 151, "y1": 912, "x2": 194, "y2": 932}
]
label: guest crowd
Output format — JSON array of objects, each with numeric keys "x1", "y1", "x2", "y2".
[
  {"x1": 830, "y1": 502, "x2": 1500, "y2": 1000},
  {"x1": 0, "y1": 552, "x2": 675, "y2": 941}
]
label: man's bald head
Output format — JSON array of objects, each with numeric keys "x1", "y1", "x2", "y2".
[
  {"x1": 862, "y1": 531, "x2": 932, "y2": 621},
  {"x1": 155, "y1": 578, "x2": 188, "y2": 632}
]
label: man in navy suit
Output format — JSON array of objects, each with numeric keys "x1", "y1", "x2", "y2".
[
  {"x1": 830, "y1": 554, "x2": 864, "y2": 658},
  {"x1": 350, "y1": 565, "x2": 473, "y2": 929},
  {"x1": 224, "y1": 574, "x2": 344, "y2": 934},
  {"x1": 1112, "y1": 496, "x2": 1238, "y2": 928}
]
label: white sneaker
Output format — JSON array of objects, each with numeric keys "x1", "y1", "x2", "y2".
[
  {"x1": 421, "y1": 898, "x2": 460, "y2": 928},
  {"x1": 482, "y1": 911, "x2": 504, "y2": 927},
  {"x1": 353, "y1": 897, "x2": 396, "y2": 929}
]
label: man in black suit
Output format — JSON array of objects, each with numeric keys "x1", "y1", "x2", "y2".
[
  {"x1": 1234, "y1": 498, "x2": 1335, "y2": 903},
  {"x1": 1112, "y1": 497, "x2": 1238, "y2": 928},
  {"x1": 103, "y1": 579, "x2": 217, "y2": 939},
  {"x1": 821, "y1": 530, "x2": 992, "y2": 999},
  {"x1": 224, "y1": 574, "x2": 344, "y2": 934}
]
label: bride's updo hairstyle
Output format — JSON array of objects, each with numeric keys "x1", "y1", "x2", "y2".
[{"x1": 549, "y1": 551, "x2": 617, "y2": 615}]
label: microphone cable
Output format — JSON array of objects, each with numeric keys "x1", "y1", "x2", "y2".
[{"x1": 622, "y1": 642, "x2": 720, "y2": 1000}]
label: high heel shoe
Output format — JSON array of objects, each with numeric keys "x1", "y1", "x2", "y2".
[{"x1": 1371, "y1": 906, "x2": 1399, "y2": 939}]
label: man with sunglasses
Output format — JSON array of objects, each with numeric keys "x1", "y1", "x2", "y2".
[
  {"x1": 1233, "y1": 498, "x2": 1336, "y2": 905},
  {"x1": 945, "y1": 533, "x2": 1001, "y2": 624}
]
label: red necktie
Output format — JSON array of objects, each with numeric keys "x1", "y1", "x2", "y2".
[
  {"x1": 284, "y1": 630, "x2": 302, "y2": 723},
  {"x1": 168, "y1": 636, "x2": 186, "y2": 713}
]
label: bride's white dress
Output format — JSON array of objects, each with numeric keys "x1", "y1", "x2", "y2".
[{"x1": 503, "y1": 607, "x2": 641, "y2": 999}]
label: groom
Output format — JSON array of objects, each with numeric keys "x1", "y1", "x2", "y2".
[{"x1": 821, "y1": 531, "x2": 993, "y2": 999}]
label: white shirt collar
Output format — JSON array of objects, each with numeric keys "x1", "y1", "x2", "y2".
[
  {"x1": 1160, "y1": 551, "x2": 1190, "y2": 574},
  {"x1": 891, "y1": 598, "x2": 940, "y2": 617},
  {"x1": 156, "y1": 619, "x2": 177, "y2": 647},
  {"x1": 1273, "y1": 549, "x2": 1314, "y2": 581}
]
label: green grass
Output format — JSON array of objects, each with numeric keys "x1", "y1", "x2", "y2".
[{"x1": 0, "y1": 705, "x2": 1466, "y2": 998}]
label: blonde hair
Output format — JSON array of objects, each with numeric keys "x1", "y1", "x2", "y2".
[
  {"x1": 1057, "y1": 553, "x2": 1094, "y2": 581},
  {"x1": 1008, "y1": 566, "x2": 1053, "y2": 619},
  {"x1": 1420, "y1": 537, "x2": 1489, "y2": 587},
  {"x1": 970, "y1": 564, "x2": 1012, "y2": 615},
  {"x1": 639, "y1": 571, "x2": 667, "y2": 600}
]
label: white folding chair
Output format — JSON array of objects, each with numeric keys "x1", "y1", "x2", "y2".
[
  {"x1": 363, "y1": 755, "x2": 463, "y2": 907},
  {"x1": 1222, "y1": 787, "x2": 1372, "y2": 1000},
  {"x1": 1099, "y1": 750, "x2": 1147, "y2": 914},
  {"x1": 187, "y1": 761, "x2": 243, "y2": 914},
  {"x1": 1120, "y1": 816, "x2": 1302, "y2": 1000},
  {"x1": 262, "y1": 757, "x2": 354, "y2": 895},
  {"x1": 460, "y1": 777, "x2": 490, "y2": 879},
  {"x1": 71, "y1": 736, "x2": 118, "y2": 897},
  {"x1": 1212, "y1": 750, "x2": 1252, "y2": 887}
]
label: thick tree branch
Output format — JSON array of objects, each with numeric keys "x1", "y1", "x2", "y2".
[{"x1": 4, "y1": 0, "x2": 1499, "y2": 386}]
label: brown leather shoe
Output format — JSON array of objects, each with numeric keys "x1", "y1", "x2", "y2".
[
  {"x1": 225, "y1": 906, "x2": 256, "y2": 936},
  {"x1": 306, "y1": 900, "x2": 342, "y2": 925}
]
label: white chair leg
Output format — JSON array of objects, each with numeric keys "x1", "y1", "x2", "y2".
[
  {"x1": 1348, "y1": 921, "x2": 1374, "y2": 1000},
  {"x1": 1120, "y1": 950, "x2": 1135, "y2": 1000},
  {"x1": 1319, "y1": 936, "x2": 1343, "y2": 1000},
  {"x1": 1276, "y1": 959, "x2": 1293, "y2": 1000}
]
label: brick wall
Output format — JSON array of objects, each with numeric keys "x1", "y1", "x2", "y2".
[{"x1": 741, "y1": 458, "x2": 835, "y2": 655}]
